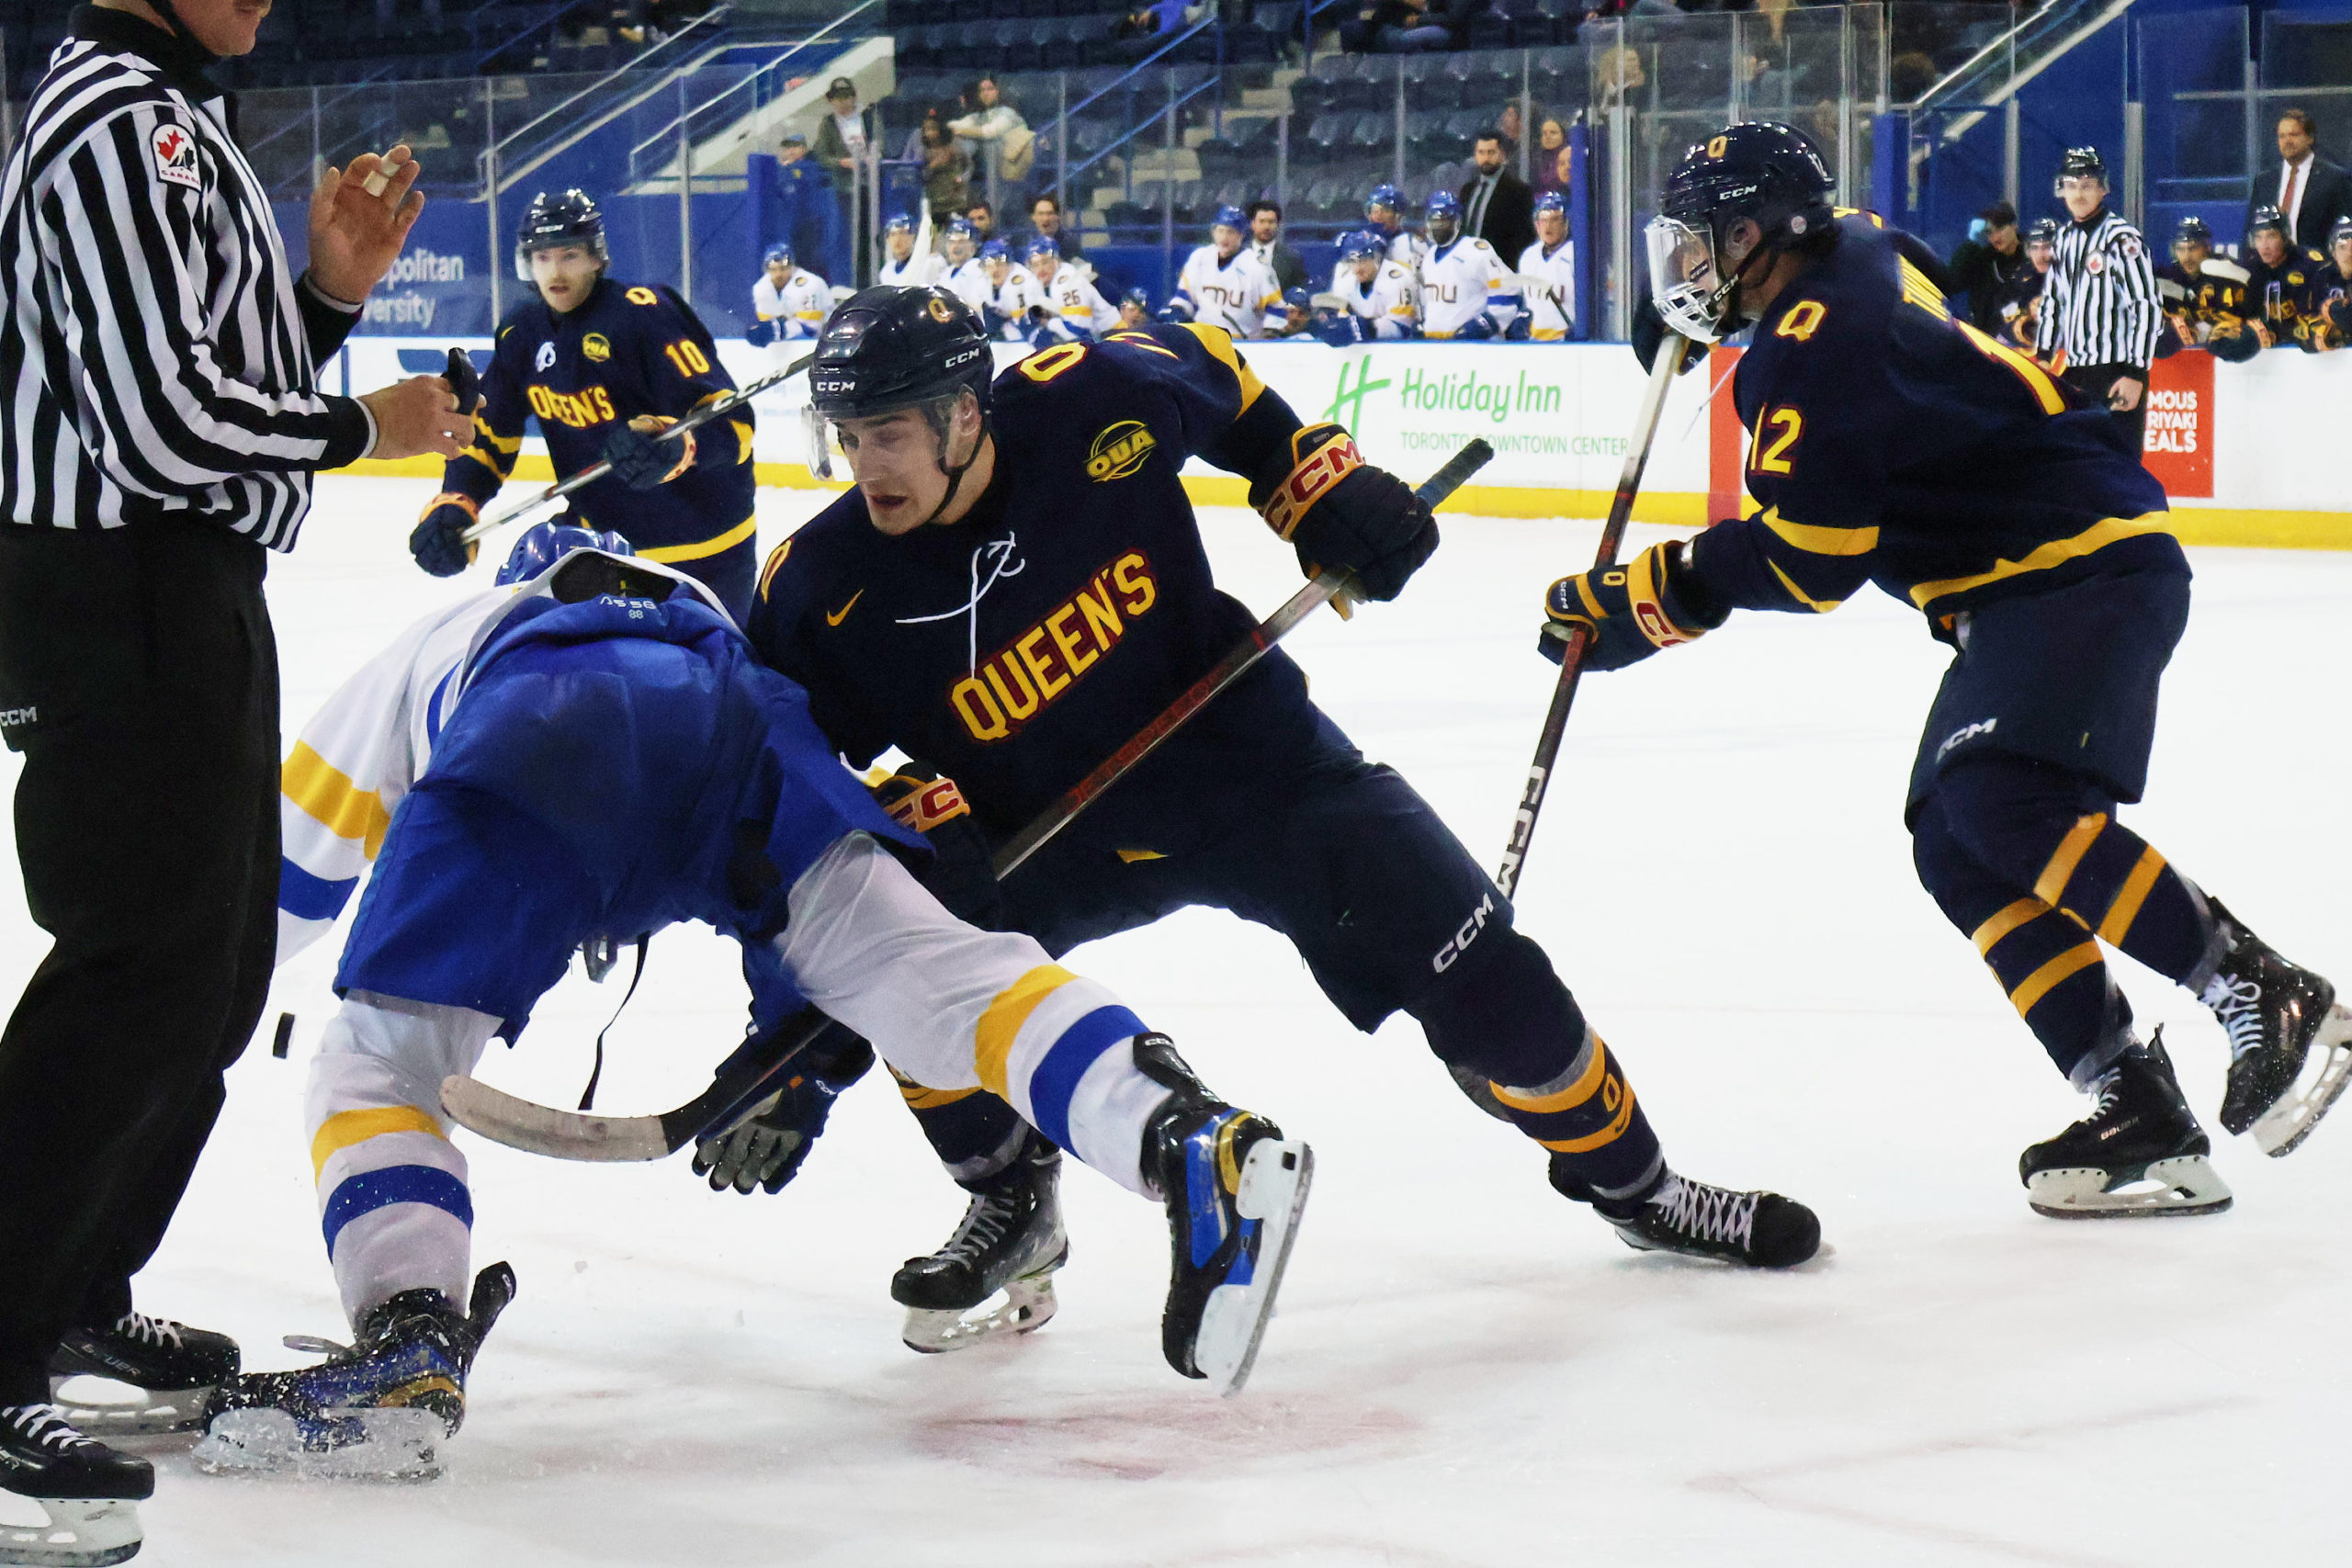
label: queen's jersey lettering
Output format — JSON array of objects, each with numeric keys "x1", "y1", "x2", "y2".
[{"x1": 952, "y1": 552, "x2": 1159, "y2": 740}]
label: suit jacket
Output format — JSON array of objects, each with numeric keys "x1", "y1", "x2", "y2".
[
  {"x1": 2246, "y1": 157, "x2": 2352, "y2": 250},
  {"x1": 1252, "y1": 239, "x2": 1308, "y2": 294},
  {"x1": 1458, "y1": 169, "x2": 1535, "y2": 272}
]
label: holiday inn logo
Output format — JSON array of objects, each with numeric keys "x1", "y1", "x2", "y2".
[
  {"x1": 1322, "y1": 354, "x2": 1391, "y2": 428},
  {"x1": 1319, "y1": 352, "x2": 1569, "y2": 429}
]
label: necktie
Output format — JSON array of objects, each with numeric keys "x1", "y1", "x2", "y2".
[{"x1": 2283, "y1": 161, "x2": 2303, "y2": 240}]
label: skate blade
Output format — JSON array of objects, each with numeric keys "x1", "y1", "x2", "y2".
[
  {"x1": 47, "y1": 1374, "x2": 210, "y2": 1436},
  {"x1": 2026, "y1": 1155, "x2": 2233, "y2": 1220},
  {"x1": 1194, "y1": 1138, "x2": 1313, "y2": 1399},
  {"x1": 191, "y1": 1407, "x2": 447, "y2": 1482},
  {"x1": 0, "y1": 1498, "x2": 144, "y2": 1567},
  {"x1": 2252, "y1": 1004, "x2": 2352, "y2": 1158},
  {"x1": 900, "y1": 1275, "x2": 1059, "y2": 1355}
]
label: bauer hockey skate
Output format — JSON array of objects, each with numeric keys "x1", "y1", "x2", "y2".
[
  {"x1": 0, "y1": 1404, "x2": 149, "y2": 1567},
  {"x1": 1136, "y1": 1035, "x2": 1312, "y2": 1397},
  {"x1": 2020, "y1": 1033, "x2": 2232, "y2": 1219},
  {"x1": 1577, "y1": 1164, "x2": 1822, "y2": 1268},
  {"x1": 193, "y1": 1263, "x2": 514, "y2": 1482},
  {"x1": 46, "y1": 1312, "x2": 238, "y2": 1437},
  {"x1": 892, "y1": 1130, "x2": 1069, "y2": 1354},
  {"x1": 2201, "y1": 898, "x2": 2352, "y2": 1156}
]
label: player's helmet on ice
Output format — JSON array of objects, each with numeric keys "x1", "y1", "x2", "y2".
[
  {"x1": 808, "y1": 287, "x2": 994, "y2": 513},
  {"x1": 1424, "y1": 188, "x2": 1461, "y2": 243},
  {"x1": 514, "y1": 188, "x2": 608, "y2": 282},
  {"x1": 1646, "y1": 120, "x2": 1833, "y2": 344},
  {"x1": 497, "y1": 523, "x2": 634, "y2": 587},
  {"x1": 2247, "y1": 203, "x2": 2288, "y2": 241},
  {"x1": 763, "y1": 241, "x2": 794, "y2": 269}
]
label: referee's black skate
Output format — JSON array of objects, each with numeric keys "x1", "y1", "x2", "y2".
[
  {"x1": 193, "y1": 1263, "x2": 514, "y2": 1482},
  {"x1": 47, "y1": 1311, "x2": 239, "y2": 1436},
  {"x1": 0, "y1": 1404, "x2": 150, "y2": 1567},
  {"x1": 1136, "y1": 1034, "x2": 1311, "y2": 1396},
  {"x1": 2201, "y1": 898, "x2": 2352, "y2": 1156},
  {"x1": 891, "y1": 1130, "x2": 1068, "y2": 1354},
  {"x1": 2020, "y1": 1034, "x2": 2231, "y2": 1219},
  {"x1": 1579, "y1": 1163, "x2": 1821, "y2": 1268}
]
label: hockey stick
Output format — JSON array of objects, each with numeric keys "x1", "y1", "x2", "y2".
[
  {"x1": 458, "y1": 355, "x2": 813, "y2": 544},
  {"x1": 441, "y1": 437, "x2": 1496, "y2": 1162},
  {"x1": 1493, "y1": 333, "x2": 1687, "y2": 897}
]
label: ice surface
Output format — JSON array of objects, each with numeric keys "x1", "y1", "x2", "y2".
[{"x1": 3, "y1": 478, "x2": 2348, "y2": 1566}]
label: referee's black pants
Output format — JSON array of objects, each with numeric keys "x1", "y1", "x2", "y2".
[
  {"x1": 2061, "y1": 362, "x2": 2151, "y2": 456},
  {"x1": 0, "y1": 520, "x2": 278, "y2": 1404}
]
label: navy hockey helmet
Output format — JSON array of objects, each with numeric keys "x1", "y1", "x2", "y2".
[
  {"x1": 2024, "y1": 217, "x2": 2060, "y2": 247},
  {"x1": 1648, "y1": 120, "x2": 1834, "y2": 343},
  {"x1": 2247, "y1": 203, "x2": 2288, "y2": 241},
  {"x1": 763, "y1": 241, "x2": 795, "y2": 269},
  {"x1": 2054, "y1": 146, "x2": 2108, "y2": 191},
  {"x1": 2331, "y1": 214, "x2": 2352, "y2": 251},
  {"x1": 497, "y1": 523, "x2": 634, "y2": 588},
  {"x1": 514, "y1": 188, "x2": 608, "y2": 282},
  {"x1": 1122, "y1": 285, "x2": 1152, "y2": 308},
  {"x1": 809, "y1": 287, "x2": 995, "y2": 524},
  {"x1": 1338, "y1": 228, "x2": 1385, "y2": 263},
  {"x1": 2172, "y1": 216, "x2": 2212, "y2": 252},
  {"x1": 1282, "y1": 286, "x2": 1311, "y2": 312}
]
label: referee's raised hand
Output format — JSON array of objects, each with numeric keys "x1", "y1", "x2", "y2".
[
  {"x1": 308, "y1": 144, "x2": 426, "y2": 307},
  {"x1": 361, "y1": 376, "x2": 473, "y2": 462}
]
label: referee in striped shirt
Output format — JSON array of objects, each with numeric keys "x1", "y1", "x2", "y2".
[
  {"x1": 2037, "y1": 146, "x2": 2162, "y2": 453},
  {"x1": 0, "y1": 0, "x2": 470, "y2": 1470}
]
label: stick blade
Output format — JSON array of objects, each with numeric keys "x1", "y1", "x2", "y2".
[{"x1": 440, "y1": 1074, "x2": 673, "y2": 1162}]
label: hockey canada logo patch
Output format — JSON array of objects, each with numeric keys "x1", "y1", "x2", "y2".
[{"x1": 150, "y1": 124, "x2": 200, "y2": 192}]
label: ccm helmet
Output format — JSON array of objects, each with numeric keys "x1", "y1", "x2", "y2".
[
  {"x1": 514, "y1": 189, "x2": 608, "y2": 282},
  {"x1": 808, "y1": 287, "x2": 995, "y2": 524},
  {"x1": 1647, "y1": 120, "x2": 1834, "y2": 343}
]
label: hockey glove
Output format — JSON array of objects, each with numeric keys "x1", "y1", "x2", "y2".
[
  {"x1": 1251, "y1": 423, "x2": 1437, "y2": 603},
  {"x1": 1311, "y1": 310, "x2": 1367, "y2": 347},
  {"x1": 1541, "y1": 539, "x2": 1724, "y2": 671},
  {"x1": 602, "y1": 414, "x2": 697, "y2": 491},
  {"x1": 747, "y1": 317, "x2": 786, "y2": 348},
  {"x1": 692, "y1": 1030, "x2": 876, "y2": 1195},
  {"x1": 870, "y1": 766, "x2": 1003, "y2": 929},
  {"x1": 410, "y1": 492, "x2": 479, "y2": 577},
  {"x1": 1449, "y1": 311, "x2": 1498, "y2": 342},
  {"x1": 1504, "y1": 312, "x2": 1532, "y2": 342},
  {"x1": 1631, "y1": 293, "x2": 1705, "y2": 376}
]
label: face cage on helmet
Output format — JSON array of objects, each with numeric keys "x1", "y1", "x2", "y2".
[
  {"x1": 515, "y1": 232, "x2": 611, "y2": 284},
  {"x1": 1645, "y1": 213, "x2": 1737, "y2": 344}
]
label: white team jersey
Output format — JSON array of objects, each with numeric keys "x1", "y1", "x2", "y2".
[
  {"x1": 1035, "y1": 262, "x2": 1120, "y2": 339},
  {"x1": 988, "y1": 268, "x2": 1039, "y2": 338},
  {"x1": 940, "y1": 256, "x2": 992, "y2": 314},
  {"x1": 1338, "y1": 262, "x2": 1420, "y2": 339},
  {"x1": 752, "y1": 267, "x2": 831, "y2": 339},
  {"x1": 1177, "y1": 246, "x2": 1281, "y2": 339},
  {"x1": 876, "y1": 248, "x2": 944, "y2": 288},
  {"x1": 1418, "y1": 236, "x2": 1509, "y2": 338},
  {"x1": 276, "y1": 553, "x2": 728, "y2": 963},
  {"x1": 1329, "y1": 230, "x2": 1424, "y2": 293},
  {"x1": 1515, "y1": 239, "x2": 1576, "y2": 340}
]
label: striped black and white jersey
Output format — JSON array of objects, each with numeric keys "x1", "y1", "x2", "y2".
[
  {"x1": 0, "y1": 9, "x2": 373, "y2": 551},
  {"x1": 2036, "y1": 209, "x2": 2162, "y2": 373}
]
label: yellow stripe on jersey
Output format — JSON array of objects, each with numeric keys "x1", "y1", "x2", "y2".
[
  {"x1": 283, "y1": 742, "x2": 392, "y2": 859},
  {"x1": 1905, "y1": 514, "x2": 2171, "y2": 609},
  {"x1": 2009, "y1": 942, "x2": 2103, "y2": 1016},
  {"x1": 1769, "y1": 559, "x2": 1846, "y2": 614},
  {"x1": 1953, "y1": 320, "x2": 2069, "y2": 414},
  {"x1": 1972, "y1": 897, "x2": 2049, "y2": 956},
  {"x1": 974, "y1": 964, "x2": 1080, "y2": 1099},
  {"x1": 1493, "y1": 1037, "x2": 1609, "y2": 1115},
  {"x1": 472, "y1": 415, "x2": 521, "y2": 455},
  {"x1": 310, "y1": 1105, "x2": 447, "y2": 1181},
  {"x1": 1899, "y1": 258, "x2": 1948, "y2": 317},
  {"x1": 639, "y1": 516, "x2": 757, "y2": 564},
  {"x1": 2034, "y1": 814, "x2": 2109, "y2": 907},
  {"x1": 1540, "y1": 1082, "x2": 1638, "y2": 1153},
  {"x1": 1175, "y1": 323, "x2": 1265, "y2": 414},
  {"x1": 897, "y1": 1081, "x2": 983, "y2": 1110},
  {"x1": 756, "y1": 536, "x2": 792, "y2": 600},
  {"x1": 1762, "y1": 508, "x2": 1880, "y2": 556}
]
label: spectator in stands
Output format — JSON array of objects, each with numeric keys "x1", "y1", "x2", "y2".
[
  {"x1": 1946, "y1": 200, "x2": 2031, "y2": 333},
  {"x1": 1888, "y1": 51, "x2": 1938, "y2": 103},
  {"x1": 1113, "y1": 1, "x2": 1161, "y2": 62},
  {"x1": 812, "y1": 76, "x2": 875, "y2": 282},
  {"x1": 1247, "y1": 200, "x2": 1308, "y2": 294},
  {"x1": 1460, "y1": 131, "x2": 1535, "y2": 267},
  {"x1": 1340, "y1": 0, "x2": 1453, "y2": 53},
  {"x1": 920, "y1": 122, "x2": 971, "y2": 226},
  {"x1": 2245, "y1": 109, "x2": 2352, "y2": 253},
  {"x1": 966, "y1": 199, "x2": 995, "y2": 244},
  {"x1": 1592, "y1": 45, "x2": 1645, "y2": 111},
  {"x1": 1532, "y1": 118, "x2": 1572, "y2": 200},
  {"x1": 948, "y1": 76, "x2": 1032, "y2": 186},
  {"x1": 1028, "y1": 193, "x2": 1084, "y2": 265},
  {"x1": 899, "y1": 105, "x2": 945, "y2": 164}
]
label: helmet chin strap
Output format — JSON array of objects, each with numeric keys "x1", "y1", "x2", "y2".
[{"x1": 913, "y1": 398, "x2": 992, "y2": 531}]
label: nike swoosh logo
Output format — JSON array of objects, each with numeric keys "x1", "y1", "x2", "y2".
[{"x1": 826, "y1": 590, "x2": 864, "y2": 626}]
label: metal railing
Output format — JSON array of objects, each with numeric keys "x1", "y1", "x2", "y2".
[
  {"x1": 483, "y1": 5, "x2": 736, "y2": 192},
  {"x1": 626, "y1": 0, "x2": 885, "y2": 186}
]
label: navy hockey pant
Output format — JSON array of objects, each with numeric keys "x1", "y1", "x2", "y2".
[
  {"x1": 907, "y1": 719, "x2": 1666, "y2": 1211},
  {"x1": 0, "y1": 522, "x2": 278, "y2": 1404}
]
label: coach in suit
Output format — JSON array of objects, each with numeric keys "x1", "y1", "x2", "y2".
[
  {"x1": 2244, "y1": 108, "x2": 2352, "y2": 251},
  {"x1": 1459, "y1": 131, "x2": 1535, "y2": 271}
]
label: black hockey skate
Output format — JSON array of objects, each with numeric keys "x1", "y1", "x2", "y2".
[
  {"x1": 2019, "y1": 1034, "x2": 2232, "y2": 1219},
  {"x1": 892, "y1": 1130, "x2": 1069, "y2": 1355},
  {"x1": 0, "y1": 1404, "x2": 150, "y2": 1567},
  {"x1": 2201, "y1": 898, "x2": 2352, "y2": 1156},
  {"x1": 193, "y1": 1263, "x2": 514, "y2": 1482},
  {"x1": 1577, "y1": 1162, "x2": 1821, "y2": 1268},
  {"x1": 1136, "y1": 1035, "x2": 1311, "y2": 1397},
  {"x1": 47, "y1": 1311, "x2": 239, "y2": 1436}
]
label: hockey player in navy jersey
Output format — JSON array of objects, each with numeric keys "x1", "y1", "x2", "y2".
[
  {"x1": 741, "y1": 286, "x2": 1817, "y2": 1349},
  {"x1": 196, "y1": 524, "x2": 1311, "y2": 1476},
  {"x1": 409, "y1": 190, "x2": 763, "y2": 620},
  {"x1": 1546, "y1": 122, "x2": 2349, "y2": 1220}
]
